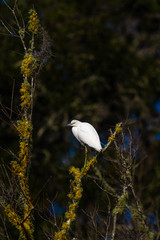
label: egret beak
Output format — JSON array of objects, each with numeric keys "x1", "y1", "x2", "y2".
[{"x1": 65, "y1": 123, "x2": 72, "y2": 127}]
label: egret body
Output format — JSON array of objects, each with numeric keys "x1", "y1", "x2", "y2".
[{"x1": 67, "y1": 120, "x2": 102, "y2": 152}]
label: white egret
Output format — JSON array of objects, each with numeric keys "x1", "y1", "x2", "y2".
[{"x1": 67, "y1": 120, "x2": 102, "y2": 152}]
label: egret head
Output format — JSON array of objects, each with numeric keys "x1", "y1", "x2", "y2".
[{"x1": 67, "y1": 120, "x2": 80, "y2": 127}]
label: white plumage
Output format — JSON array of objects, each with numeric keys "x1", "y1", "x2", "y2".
[{"x1": 67, "y1": 120, "x2": 102, "y2": 152}]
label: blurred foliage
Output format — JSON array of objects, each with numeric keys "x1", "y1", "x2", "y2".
[{"x1": 1, "y1": 0, "x2": 160, "y2": 239}]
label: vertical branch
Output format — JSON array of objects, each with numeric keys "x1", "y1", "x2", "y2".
[
  {"x1": 112, "y1": 213, "x2": 117, "y2": 240},
  {"x1": 110, "y1": 127, "x2": 154, "y2": 240},
  {"x1": 3, "y1": 7, "x2": 40, "y2": 240}
]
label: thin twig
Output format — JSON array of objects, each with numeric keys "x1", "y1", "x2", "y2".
[
  {"x1": 0, "y1": 214, "x2": 11, "y2": 240},
  {"x1": 111, "y1": 213, "x2": 117, "y2": 240},
  {"x1": 10, "y1": 79, "x2": 15, "y2": 119},
  {"x1": 0, "y1": 19, "x2": 18, "y2": 37},
  {"x1": 2, "y1": 0, "x2": 27, "y2": 52}
]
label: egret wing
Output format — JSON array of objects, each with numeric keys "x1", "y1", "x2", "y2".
[{"x1": 78, "y1": 123, "x2": 102, "y2": 151}]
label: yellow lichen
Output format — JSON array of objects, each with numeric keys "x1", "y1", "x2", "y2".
[
  {"x1": 20, "y1": 82, "x2": 31, "y2": 109},
  {"x1": 65, "y1": 211, "x2": 76, "y2": 221},
  {"x1": 11, "y1": 161, "x2": 22, "y2": 176},
  {"x1": 69, "y1": 166, "x2": 80, "y2": 176},
  {"x1": 17, "y1": 119, "x2": 32, "y2": 139},
  {"x1": 5, "y1": 205, "x2": 22, "y2": 227},
  {"x1": 67, "y1": 193, "x2": 73, "y2": 199},
  {"x1": 108, "y1": 134, "x2": 115, "y2": 142},
  {"x1": 81, "y1": 156, "x2": 97, "y2": 176},
  {"x1": 28, "y1": 9, "x2": 39, "y2": 34},
  {"x1": 69, "y1": 203, "x2": 77, "y2": 210},
  {"x1": 55, "y1": 155, "x2": 98, "y2": 239},
  {"x1": 74, "y1": 188, "x2": 82, "y2": 200},
  {"x1": 62, "y1": 221, "x2": 70, "y2": 230},
  {"x1": 55, "y1": 231, "x2": 67, "y2": 240},
  {"x1": 21, "y1": 53, "x2": 38, "y2": 77},
  {"x1": 115, "y1": 122, "x2": 122, "y2": 134}
]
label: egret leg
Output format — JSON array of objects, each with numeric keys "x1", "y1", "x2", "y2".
[{"x1": 84, "y1": 146, "x2": 88, "y2": 167}]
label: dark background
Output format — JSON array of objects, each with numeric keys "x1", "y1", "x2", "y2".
[{"x1": 1, "y1": 0, "x2": 160, "y2": 238}]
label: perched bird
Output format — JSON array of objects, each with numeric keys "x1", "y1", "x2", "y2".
[{"x1": 67, "y1": 120, "x2": 102, "y2": 152}]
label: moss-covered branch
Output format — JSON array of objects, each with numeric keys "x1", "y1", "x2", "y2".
[
  {"x1": 3, "y1": 8, "x2": 40, "y2": 240},
  {"x1": 55, "y1": 123, "x2": 122, "y2": 240}
]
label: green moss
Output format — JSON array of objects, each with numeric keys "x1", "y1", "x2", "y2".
[
  {"x1": 148, "y1": 231, "x2": 154, "y2": 240},
  {"x1": 113, "y1": 192, "x2": 128, "y2": 215}
]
